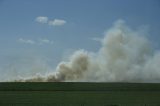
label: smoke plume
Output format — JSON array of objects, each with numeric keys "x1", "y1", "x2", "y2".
[{"x1": 16, "y1": 20, "x2": 160, "y2": 82}]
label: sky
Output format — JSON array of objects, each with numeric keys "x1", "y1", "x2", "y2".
[{"x1": 0, "y1": 0, "x2": 160, "y2": 80}]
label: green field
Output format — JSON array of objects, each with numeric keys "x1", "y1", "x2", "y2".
[{"x1": 0, "y1": 82, "x2": 160, "y2": 106}]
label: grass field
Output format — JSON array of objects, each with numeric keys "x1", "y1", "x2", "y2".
[{"x1": 0, "y1": 82, "x2": 160, "y2": 106}]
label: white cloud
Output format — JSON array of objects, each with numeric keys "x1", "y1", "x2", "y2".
[
  {"x1": 39, "y1": 38, "x2": 53, "y2": 45},
  {"x1": 35, "y1": 16, "x2": 67, "y2": 26},
  {"x1": 91, "y1": 37, "x2": 102, "y2": 42},
  {"x1": 18, "y1": 38, "x2": 35, "y2": 44},
  {"x1": 48, "y1": 19, "x2": 66, "y2": 26},
  {"x1": 35, "y1": 16, "x2": 48, "y2": 24},
  {"x1": 18, "y1": 38, "x2": 53, "y2": 45}
]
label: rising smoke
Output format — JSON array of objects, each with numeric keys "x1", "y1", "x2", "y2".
[{"x1": 16, "y1": 20, "x2": 160, "y2": 82}]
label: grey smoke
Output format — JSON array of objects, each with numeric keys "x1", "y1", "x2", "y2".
[{"x1": 16, "y1": 20, "x2": 160, "y2": 82}]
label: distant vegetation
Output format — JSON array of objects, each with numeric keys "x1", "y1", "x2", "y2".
[{"x1": 0, "y1": 82, "x2": 160, "y2": 106}]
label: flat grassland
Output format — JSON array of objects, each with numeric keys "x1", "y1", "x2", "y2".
[{"x1": 0, "y1": 82, "x2": 160, "y2": 106}]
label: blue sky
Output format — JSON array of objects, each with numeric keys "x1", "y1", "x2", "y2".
[{"x1": 0, "y1": 0, "x2": 160, "y2": 72}]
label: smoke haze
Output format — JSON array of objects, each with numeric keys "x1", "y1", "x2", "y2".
[{"x1": 12, "y1": 20, "x2": 160, "y2": 82}]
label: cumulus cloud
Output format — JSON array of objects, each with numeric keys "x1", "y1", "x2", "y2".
[
  {"x1": 48, "y1": 19, "x2": 66, "y2": 26},
  {"x1": 35, "y1": 16, "x2": 66, "y2": 26},
  {"x1": 18, "y1": 38, "x2": 35, "y2": 44},
  {"x1": 35, "y1": 16, "x2": 48, "y2": 24}
]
